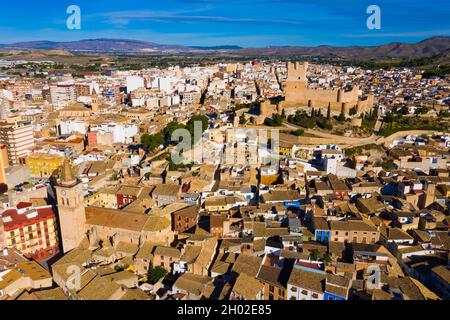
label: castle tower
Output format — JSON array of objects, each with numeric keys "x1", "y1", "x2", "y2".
[
  {"x1": 287, "y1": 62, "x2": 308, "y2": 82},
  {"x1": 285, "y1": 62, "x2": 308, "y2": 102},
  {"x1": 91, "y1": 87, "x2": 99, "y2": 113},
  {"x1": 55, "y1": 158, "x2": 86, "y2": 253}
]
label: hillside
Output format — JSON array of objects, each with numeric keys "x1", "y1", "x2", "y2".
[
  {"x1": 0, "y1": 36, "x2": 449, "y2": 62},
  {"x1": 235, "y1": 36, "x2": 450, "y2": 60}
]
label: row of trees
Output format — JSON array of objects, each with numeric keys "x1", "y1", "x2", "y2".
[{"x1": 287, "y1": 106, "x2": 334, "y2": 130}]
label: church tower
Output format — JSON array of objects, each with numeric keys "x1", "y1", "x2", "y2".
[
  {"x1": 91, "y1": 87, "x2": 99, "y2": 114},
  {"x1": 55, "y1": 158, "x2": 86, "y2": 253}
]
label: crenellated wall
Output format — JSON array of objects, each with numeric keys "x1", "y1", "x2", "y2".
[{"x1": 281, "y1": 62, "x2": 374, "y2": 116}]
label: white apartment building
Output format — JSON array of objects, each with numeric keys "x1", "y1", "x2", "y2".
[
  {"x1": 50, "y1": 83, "x2": 76, "y2": 109},
  {"x1": 0, "y1": 121, "x2": 35, "y2": 165},
  {"x1": 59, "y1": 120, "x2": 88, "y2": 135},
  {"x1": 126, "y1": 76, "x2": 145, "y2": 92},
  {"x1": 90, "y1": 122, "x2": 138, "y2": 144}
]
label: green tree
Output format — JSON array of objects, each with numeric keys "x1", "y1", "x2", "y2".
[
  {"x1": 163, "y1": 122, "x2": 186, "y2": 143},
  {"x1": 316, "y1": 118, "x2": 333, "y2": 130},
  {"x1": 384, "y1": 112, "x2": 395, "y2": 130},
  {"x1": 141, "y1": 133, "x2": 164, "y2": 151},
  {"x1": 148, "y1": 266, "x2": 168, "y2": 284},
  {"x1": 381, "y1": 160, "x2": 397, "y2": 171},
  {"x1": 337, "y1": 112, "x2": 346, "y2": 122},
  {"x1": 321, "y1": 252, "x2": 332, "y2": 266},
  {"x1": 187, "y1": 115, "x2": 209, "y2": 133},
  {"x1": 291, "y1": 129, "x2": 305, "y2": 136},
  {"x1": 309, "y1": 249, "x2": 320, "y2": 261},
  {"x1": 186, "y1": 115, "x2": 209, "y2": 144},
  {"x1": 264, "y1": 113, "x2": 283, "y2": 127}
]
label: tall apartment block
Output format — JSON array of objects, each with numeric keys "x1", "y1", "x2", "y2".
[{"x1": 0, "y1": 121, "x2": 35, "y2": 166}]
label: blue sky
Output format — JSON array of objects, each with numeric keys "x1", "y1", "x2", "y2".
[{"x1": 0, "y1": 0, "x2": 449, "y2": 47}]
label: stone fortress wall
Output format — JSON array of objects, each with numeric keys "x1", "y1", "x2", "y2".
[{"x1": 268, "y1": 62, "x2": 374, "y2": 117}]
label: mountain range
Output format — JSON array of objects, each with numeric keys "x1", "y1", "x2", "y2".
[{"x1": 1, "y1": 36, "x2": 450, "y2": 61}]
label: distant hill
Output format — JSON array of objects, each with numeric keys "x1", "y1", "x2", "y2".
[
  {"x1": 234, "y1": 36, "x2": 450, "y2": 60},
  {"x1": 1, "y1": 36, "x2": 449, "y2": 61},
  {"x1": 0, "y1": 38, "x2": 191, "y2": 53},
  {"x1": 436, "y1": 48, "x2": 450, "y2": 65},
  {"x1": 190, "y1": 45, "x2": 243, "y2": 50}
]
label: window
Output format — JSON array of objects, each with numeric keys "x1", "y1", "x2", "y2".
[
  {"x1": 301, "y1": 290, "x2": 308, "y2": 295},
  {"x1": 291, "y1": 287, "x2": 297, "y2": 292},
  {"x1": 312, "y1": 293, "x2": 318, "y2": 299}
]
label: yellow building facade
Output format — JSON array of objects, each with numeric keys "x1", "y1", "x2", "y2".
[{"x1": 25, "y1": 154, "x2": 65, "y2": 178}]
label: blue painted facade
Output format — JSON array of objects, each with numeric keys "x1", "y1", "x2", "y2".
[
  {"x1": 324, "y1": 292, "x2": 347, "y2": 300},
  {"x1": 315, "y1": 230, "x2": 330, "y2": 243},
  {"x1": 284, "y1": 201, "x2": 301, "y2": 211}
]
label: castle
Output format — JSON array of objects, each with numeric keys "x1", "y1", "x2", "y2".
[{"x1": 259, "y1": 62, "x2": 374, "y2": 121}]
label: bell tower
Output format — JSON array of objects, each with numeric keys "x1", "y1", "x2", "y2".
[
  {"x1": 55, "y1": 158, "x2": 86, "y2": 253},
  {"x1": 91, "y1": 87, "x2": 99, "y2": 114}
]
